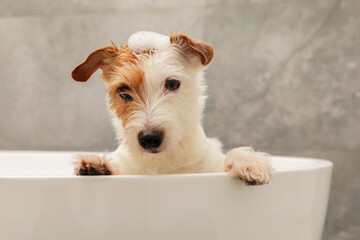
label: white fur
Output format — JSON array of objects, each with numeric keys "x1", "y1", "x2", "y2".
[
  {"x1": 108, "y1": 44, "x2": 224, "y2": 174},
  {"x1": 76, "y1": 32, "x2": 272, "y2": 185}
]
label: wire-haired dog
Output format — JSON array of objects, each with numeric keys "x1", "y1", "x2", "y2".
[{"x1": 71, "y1": 31, "x2": 272, "y2": 185}]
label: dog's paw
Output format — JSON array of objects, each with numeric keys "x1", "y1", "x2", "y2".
[
  {"x1": 224, "y1": 147, "x2": 272, "y2": 185},
  {"x1": 73, "y1": 154, "x2": 112, "y2": 175}
]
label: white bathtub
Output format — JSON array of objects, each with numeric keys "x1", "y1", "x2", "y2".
[{"x1": 0, "y1": 151, "x2": 332, "y2": 240}]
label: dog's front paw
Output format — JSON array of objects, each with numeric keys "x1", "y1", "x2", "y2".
[
  {"x1": 224, "y1": 147, "x2": 272, "y2": 185},
  {"x1": 73, "y1": 154, "x2": 112, "y2": 175}
]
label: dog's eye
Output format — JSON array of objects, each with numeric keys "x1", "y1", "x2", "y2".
[
  {"x1": 119, "y1": 93, "x2": 133, "y2": 101},
  {"x1": 117, "y1": 86, "x2": 133, "y2": 101},
  {"x1": 165, "y1": 79, "x2": 180, "y2": 91}
]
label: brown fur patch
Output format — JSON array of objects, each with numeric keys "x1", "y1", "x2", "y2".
[
  {"x1": 107, "y1": 63, "x2": 145, "y2": 128},
  {"x1": 100, "y1": 44, "x2": 141, "y2": 82},
  {"x1": 169, "y1": 33, "x2": 214, "y2": 65},
  {"x1": 100, "y1": 45, "x2": 145, "y2": 128},
  {"x1": 72, "y1": 42, "x2": 120, "y2": 82},
  {"x1": 72, "y1": 43, "x2": 146, "y2": 128}
]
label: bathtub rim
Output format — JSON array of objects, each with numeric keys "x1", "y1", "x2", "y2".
[{"x1": 0, "y1": 150, "x2": 333, "y2": 179}]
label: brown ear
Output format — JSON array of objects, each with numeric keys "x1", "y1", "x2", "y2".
[
  {"x1": 71, "y1": 46, "x2": 117, "y2": 82},
  {"x1": 169, "y1": 33, "x2": 214, "y2": 66}
]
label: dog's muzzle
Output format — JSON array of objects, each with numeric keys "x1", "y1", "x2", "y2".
[{"x1": 138, "y1": 130, "x2": 163, "y2": 153}]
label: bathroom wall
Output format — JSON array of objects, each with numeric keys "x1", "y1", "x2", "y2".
[{"x1": 0, "y1": 0, "x2": 359, "y2": 239}]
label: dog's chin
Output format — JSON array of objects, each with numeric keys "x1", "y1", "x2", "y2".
[
  {"x1": 141, "y1": 146, "x2": 168, "y2": 155},
  {"x1": 133, "y1": 145, "x2": 162, "y2": 155},
  {"x1": 150, "y1": 149, "x2": 160, "y2": 154}
]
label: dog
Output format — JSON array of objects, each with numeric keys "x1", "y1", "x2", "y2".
[{"x1": 71, "y1": 31, "x2": 272, "y2": 185}]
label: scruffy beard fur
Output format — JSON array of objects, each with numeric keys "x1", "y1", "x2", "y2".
[{"x1": 71, "y1": 32, "x2": 272, "y2": 185}]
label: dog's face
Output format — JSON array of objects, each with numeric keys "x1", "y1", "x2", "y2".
[{"x1": 72, "y1": 33, "x2": 213, "y2": 156}]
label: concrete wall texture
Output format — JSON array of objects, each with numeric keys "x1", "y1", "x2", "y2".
[{"x1": 0, "y1": 0, "x2": 359, "y2": 239}]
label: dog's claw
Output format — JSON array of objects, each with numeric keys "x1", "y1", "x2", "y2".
[
  {"x1": 79, "y1": 168, "x2": 89, "y2": 175},
  {"x1": 89, "y1": 167, "x2": 101, "y2": 175},
  {"x1": 246, "y1": 180, "x2": 257, "y2": 185},
  {"x1": 77, "y1": 166, "x2": 110, "y2": 176},
  {"x1": 239, "y1": 177, "x2": 258, "y2": 185}
]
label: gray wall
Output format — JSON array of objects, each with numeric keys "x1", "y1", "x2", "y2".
[{"x1": 0, "y1": 0, "x2": 359, "y2": 239}]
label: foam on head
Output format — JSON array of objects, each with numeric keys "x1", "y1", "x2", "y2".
[{"x1": 128, "y1": 31, "x2": 170, "y2": 54}]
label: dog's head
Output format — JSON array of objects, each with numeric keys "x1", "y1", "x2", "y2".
[{"x1": 72, "y1": 32, "x2": 214, "y2": 156}]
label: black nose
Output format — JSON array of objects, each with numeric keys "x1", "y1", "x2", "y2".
[{"x1": 138, "y1": 130, "x2": 163, "y2": 151}]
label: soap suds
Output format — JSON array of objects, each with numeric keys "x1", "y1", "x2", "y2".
[{"x1": 128, "y1": 31, "x2": 170, "y2": 53}]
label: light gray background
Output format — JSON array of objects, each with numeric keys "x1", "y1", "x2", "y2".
[{"x1": 0, "y1": 0, "x2": 359, "y2": 239}]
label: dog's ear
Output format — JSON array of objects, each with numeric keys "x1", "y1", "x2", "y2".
[
  {"x1": 71, "y1": 45, "x2": 118, "y2": 82},
  {"x1": 169, "y1": 33, "x2": 214, "y2": 66}
]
